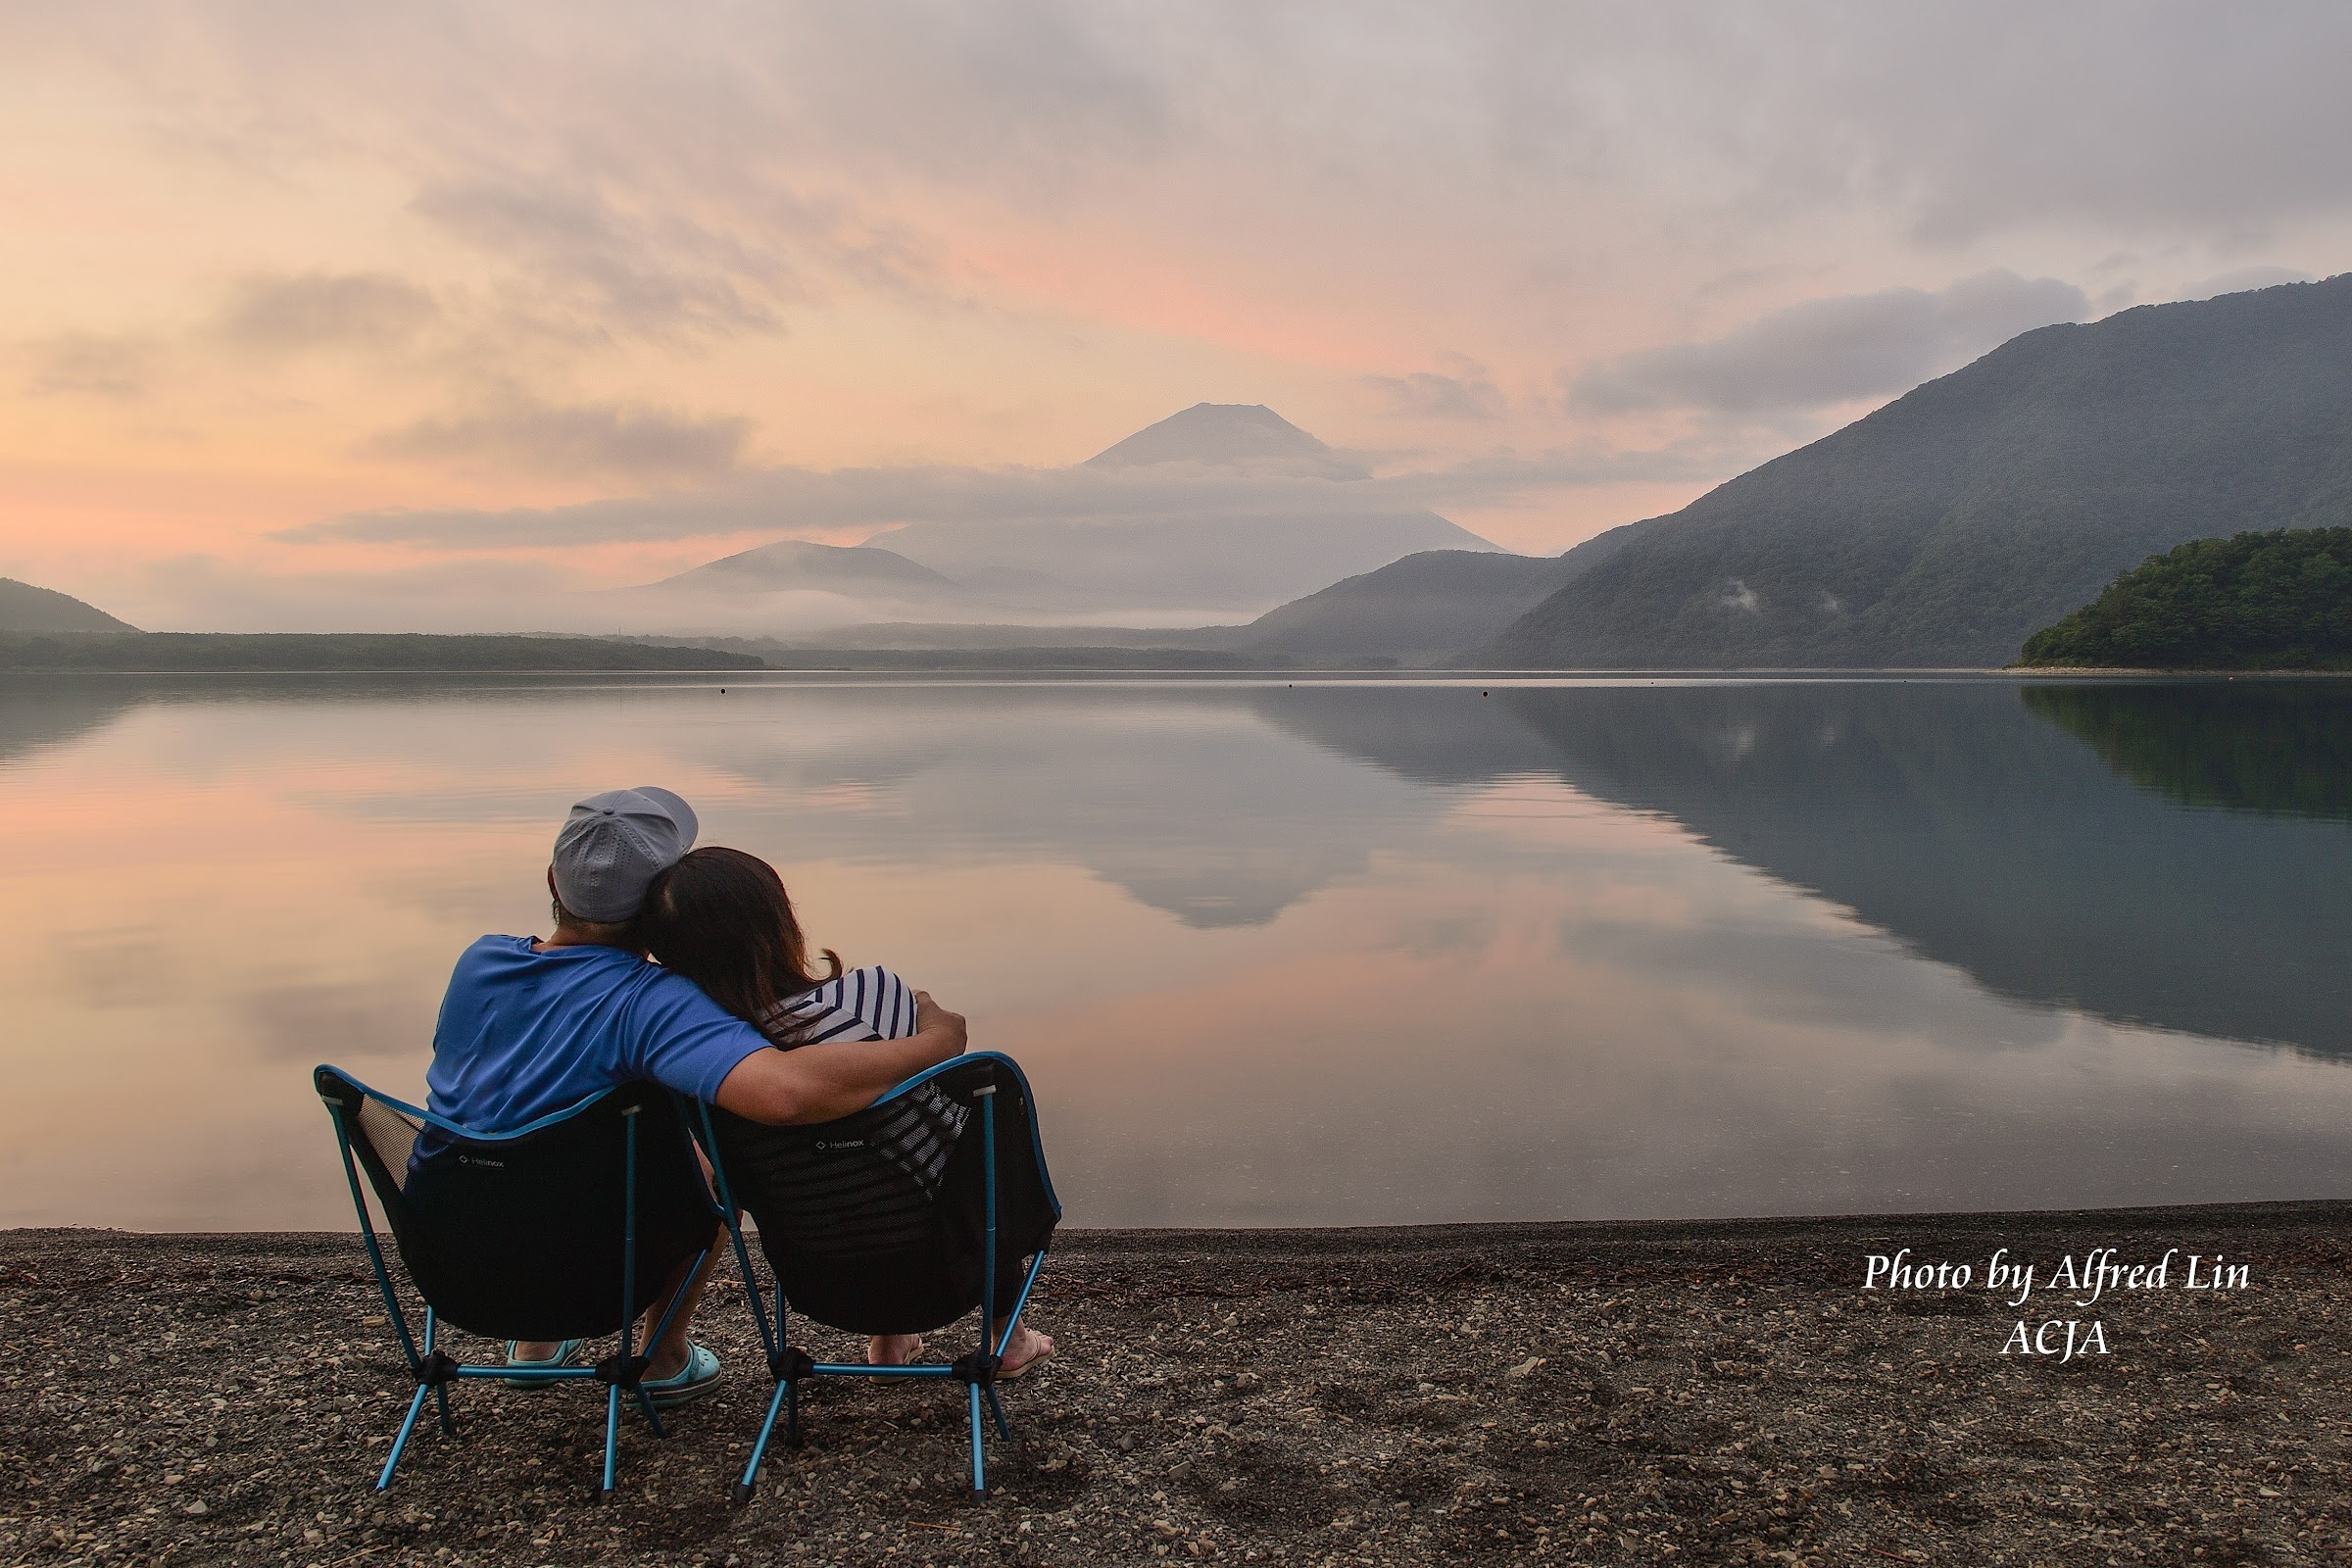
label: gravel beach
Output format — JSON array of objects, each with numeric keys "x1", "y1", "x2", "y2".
[{"x1": 3, "y1": 1201, "x2": 2345, "y2": 1566}]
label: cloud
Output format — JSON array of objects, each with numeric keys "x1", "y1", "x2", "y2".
[
  {"x1": 219, "y1": 272, "x2": 439, "y2": 351},
  {"x1": 120, "y1": 552, "x2": 593, "y2": 634},
  {"x1": 290, "y1": 464, "x2": 1354, "y2": 549},
  {"x1": 282, "y1": 435, "x2": 1741, "y2": 551},
  {"x1": 11, "y1": 7, "x2": 2342, "y2": 391},
  {"x1": 16, "y1": 6, "x2": 2352, "y2": 285},
  {"x1": 360, "y1": 396, "x2": 753, "y2": 482},
  {"x1": 1366, "y1": 359, "x2": 1506, "y2": 419},
  {"x1": 1400, "y1": 3, "x2": 2352, "y2": 246},
  {"x1": 8, "y1": 0, "x2": 2347, "y2": 595},
  {"x1": 1800, "y1": 6, "x2": 2352, "y2": 244},
  {"x1": 1387, "y1": 438, "x2": 1746, "y2": 502},
  {"x1": 411, "y1": 176, "x2": 791, "y2": 342},
  {"x1": 24, "y1": 334, "x2": 155, "y2": 399},
  {"x1": 109, "y1": 549, "x2": 937, "y2": 637},
  {"x1": 1570, "y1": 270, "x2": 2090, "y2": 416},
  {"x1": 397, "y1": 158, "x2": 956, "y2": 351}
]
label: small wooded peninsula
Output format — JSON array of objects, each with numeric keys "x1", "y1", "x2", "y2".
[{"x1": 2018, "y1": 527, "x2": 2352, "y2": 670}]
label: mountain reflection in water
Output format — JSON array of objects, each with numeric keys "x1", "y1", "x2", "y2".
[
  {"x1": 3, "y1": 673, "x2": 2348, "y2": 1230},
  {"x1": 1254, "y1": 678, "x2": 2352, "y2": 1058},
  {"x1": 2020, "y1": 681, "x2": 2352, "y2": 823}
]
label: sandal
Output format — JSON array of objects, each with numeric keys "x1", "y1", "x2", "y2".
[
  {"x1": 501, "y1": 1339, "x2": 583, "y2": 1387},
  {"x1": 998, "y1": 1332, "x2": 1054, "y2": 1380},
  {"x1": 642, "y1": 1342, "x2": 724, "y2": 1407}
]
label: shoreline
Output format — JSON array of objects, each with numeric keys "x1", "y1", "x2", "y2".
[
  {"x1": 10, "y1": 661, "x2": 2349, "y2": 679},
  {"x1": 2002, "y1": 664, "x2": 2352, "y2": 677},
  {"x1": 6, "y1": 1200, "x2": 2346, "y2": 1565}
]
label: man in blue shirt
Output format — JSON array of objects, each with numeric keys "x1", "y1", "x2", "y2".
[{"x1": 425, "y1": 785, "x2": 967, "y2": 1402}]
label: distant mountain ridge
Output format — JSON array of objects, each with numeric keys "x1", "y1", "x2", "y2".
[
  {"x1": 674, "y1": 521, "x2": 1662, "y2": 662},
  {"x1": 865, "y1": 505, "x2": 1490, "y2": 613},
  {"x1": 1232, "y1": 551, "x2": 1560, "y2": 661},
  {"x1": 0, "y1": 577, "x2": 137, "y2": 634},
  {"x1": 643, "y1": 403, "x2": 1494, "y2": 621},
  {"x1": 868, "y1": 404, "x2": 1487, "y2": 612},
  {"x1": 1488, "y1": 275, "x2": 2352, "y2": 668},
  {"x1": 1229, "y1": 520, "x2": 1658, "y2": 662},
  {"x1": 642, "y1": 539, "x2": 956, "y2": 597}
]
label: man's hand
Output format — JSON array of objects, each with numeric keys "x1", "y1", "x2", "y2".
[
  {"x1": 712, "y1": 990, "x2": 970, "y2": 1126},
  {"x1": 912, "y1": 990, "x2": 967, "y2": 1054}
]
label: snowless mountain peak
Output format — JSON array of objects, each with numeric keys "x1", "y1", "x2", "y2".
[{"x1": 1084, "y1": 404, "x2": 1366, "y2": 476}]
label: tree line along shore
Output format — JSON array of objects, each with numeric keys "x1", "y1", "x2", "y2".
[
  {"x1": 9, "y1": 525, "x2": 2352, "y2": 674},
  {"x1": 0, "y1": 628, "x2": 1399, "y2": 673},
  {"x1": 0, "y1": 632, "x2": 766, "y2": 673}
]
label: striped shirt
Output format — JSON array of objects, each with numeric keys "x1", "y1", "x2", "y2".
[
  {"x1": 760, "y1": 965, "x2": 920, "y2": 1049},
  {"x1": 755, "y1": 966, "x2": 966, "y2": 1194}
]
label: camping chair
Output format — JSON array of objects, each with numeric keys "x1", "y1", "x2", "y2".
[
  {"x1": 314, "y1": 1066, "x2": 722, "y2": 1496},
  {"x1": 689, "y1": 1051, "x2": 1060, "y2": 1498}
]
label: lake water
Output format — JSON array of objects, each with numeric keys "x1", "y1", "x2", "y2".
[{"x1": 5, "y1": 672, "x2": 2350, "y2": 1232}]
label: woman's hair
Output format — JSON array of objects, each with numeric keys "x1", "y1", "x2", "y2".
[{"x1": 640, "y1": 847, "x2": 841, "y2": 1036}]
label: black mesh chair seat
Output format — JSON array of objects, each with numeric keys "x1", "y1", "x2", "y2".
[
  {"x1": 317, "y1": 1066, "x2": 722, "y2": 1495},
  {"x1": 693, "y1": 1052, "x2": 1061, "y2": 1496}
]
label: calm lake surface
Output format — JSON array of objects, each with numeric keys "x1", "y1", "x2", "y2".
[{"x1": 5, "y1": 672, "x2": 2350, "y2": 1231}]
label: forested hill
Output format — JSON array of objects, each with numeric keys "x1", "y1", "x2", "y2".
[
  {"x1": 0, "y1": 577, "x2": 137, "y2": 633},
  {"x1": 1487, "y1": 274, "x2": 2352, "y2": 668},
  {"x1": 2018, "y1": 528, "x2": 2352, "y2": 669},
  {"x1": 1227, "y1": 521, "x2": 1656, "y2": 662}
]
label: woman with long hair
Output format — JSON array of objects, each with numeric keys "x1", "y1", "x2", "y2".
[{"x1": 641, "y1": 846, "x2": 1053, "y2": 1374}]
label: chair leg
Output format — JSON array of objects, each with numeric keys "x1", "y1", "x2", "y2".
[
  {"x1": 967, "y1": 1383, "x2": 987, "y2": 1493},
  {"x1": 985, "y1": 1383, "x2": 1012, "y2": 1441},
  {"x1": 377, "y1": 1385, "x2": 431, "y2": 1491},
  {"x1": 734, "y1": 1380, "x2": 790, "y2": 1505},
  {"x1": 419, "y1": 1309, "x2": 455, "y2": 1437},
  {"x1": 599, "y1": 1384, "x2": 621, "y2": 1501}
]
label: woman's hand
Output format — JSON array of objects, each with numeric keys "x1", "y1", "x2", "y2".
[{"x1": 912, "y1": 990, "x2": 968, "y2": 1055}]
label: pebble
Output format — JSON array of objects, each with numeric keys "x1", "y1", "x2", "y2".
[{"x1": 2, "y1": 1210, "x2": 2340, "y2": 1565}]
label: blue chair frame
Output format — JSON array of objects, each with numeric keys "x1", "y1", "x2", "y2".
[
  {"x1": 689, "y1": 1051, "x2": 1059, "y2": 1497},
  {"x1": 317, "y1": 1067, "x2": 720, "y2": 1496}
]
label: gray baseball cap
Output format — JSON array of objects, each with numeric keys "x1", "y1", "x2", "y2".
[{"x1": 550, "y1": 786, "x2": 699, "y2": 923}]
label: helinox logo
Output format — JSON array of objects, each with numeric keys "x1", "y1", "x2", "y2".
[
  {"x1": 456, "y1": 1154, "x2": 506, "y2": 1168},
  {"x1": 813, "y1": 1138, "x2": 867, "y2": 1152}
]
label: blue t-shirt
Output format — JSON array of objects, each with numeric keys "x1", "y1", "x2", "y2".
[{"x1": 422, "y1": 936, "x2": 770, "y2": 1145}]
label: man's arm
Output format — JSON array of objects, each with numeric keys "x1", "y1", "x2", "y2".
[{"x1": 711, "y1": 991, "x2": 967, "y2": 1125}]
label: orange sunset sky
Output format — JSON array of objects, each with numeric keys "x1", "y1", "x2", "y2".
[{"x1": 4, "y1": 3, "x2": 2348, "y2": 630}]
